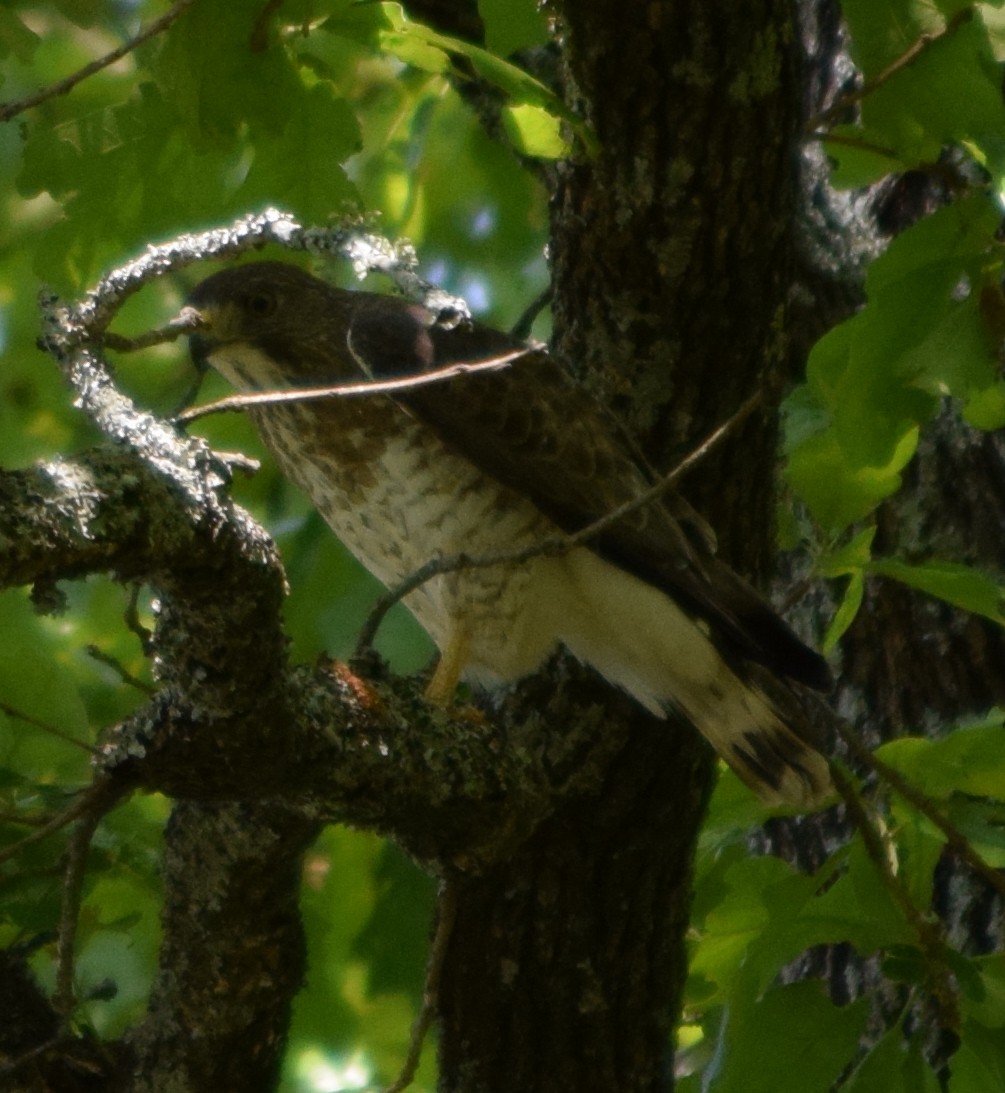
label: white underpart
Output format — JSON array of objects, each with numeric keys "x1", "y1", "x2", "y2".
[
  {"x1": 209, "y1": 343, "x2": 827, "y2": 805},
  {"x1": 545, "y1": 551, "x2": 829, "y2": 806}
]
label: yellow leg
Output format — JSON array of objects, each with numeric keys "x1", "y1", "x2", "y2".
[{"x1": 424, "y1": 627, "x2": 470, "y2": 705}]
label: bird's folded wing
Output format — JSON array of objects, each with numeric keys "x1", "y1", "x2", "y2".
[{"x1": 347, "y1": 297, "x2": 831, "y2": 693}]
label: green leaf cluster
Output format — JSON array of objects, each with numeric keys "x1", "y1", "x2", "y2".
[
  {"x1": 786, "y1": 2, "x2": 1005, "y2": 652},
  {"x1": 682, "y1": 751, "x2": 1005, "y2": 1091}
]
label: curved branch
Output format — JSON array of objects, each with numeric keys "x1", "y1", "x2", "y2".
[{"x1": 0, "y1": 0, "x2": 199, "y2": 124}]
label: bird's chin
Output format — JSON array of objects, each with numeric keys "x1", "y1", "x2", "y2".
[{"x1": 195, "y1": 341, "x2": 291, "y2": 392}]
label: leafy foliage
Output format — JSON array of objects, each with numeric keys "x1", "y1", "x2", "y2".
[{"x1": 1, "y1": 1, "x2": 1003, "y2": 1091}]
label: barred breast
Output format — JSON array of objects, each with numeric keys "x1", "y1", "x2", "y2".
[{"x1": 251, "y1": 392, "x2": 573, "y2": 685}]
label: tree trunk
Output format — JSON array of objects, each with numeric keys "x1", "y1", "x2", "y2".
[{"x1": 437, "y1": 2, "x2": 805, "y2": 1088}]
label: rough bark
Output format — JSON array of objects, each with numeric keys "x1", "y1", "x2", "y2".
[
  {"x1": 127, "y1": 804, "x2": 319, "y2": 1092},
  {"x1": 436, "y1": 1, "x2": 805, "y2": 1089}
]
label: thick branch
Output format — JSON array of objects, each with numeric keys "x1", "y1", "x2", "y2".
[
  {"x1": 1, "y1": 449, "x2": 620, "y2": 867},
  {"x1": 125, "y1": 801, "x2": 319, "y2": 1093}
]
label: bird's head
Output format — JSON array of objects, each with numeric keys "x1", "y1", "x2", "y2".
[{"x1": 187, "y1": 261, "x2": 359, "y2": 389}]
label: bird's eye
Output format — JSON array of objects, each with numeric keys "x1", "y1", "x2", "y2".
[{"x1": 245, "y1": 292, "x2": 276, "y2": 318}]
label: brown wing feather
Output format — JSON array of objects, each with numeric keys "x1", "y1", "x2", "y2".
[{"x1": 346, "y1": 296, "x2": 831, "y2": 692}]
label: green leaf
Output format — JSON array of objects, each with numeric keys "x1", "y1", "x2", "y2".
[
  {"x1": 352, "y1": 843, "x2": 434, "y2": 997},
  {"x1": 52, "y1": 0, "x2": 107, "y2": 28},
  {"x1": 963, "y1": 382, "x2": 1005, "y2": 430},
  {"x1": 237, "y1": 82, "x2": 361, "y2": 220},
  {"x1": 825, "y1": 129, "x2": 908, "y2": 189},
  {"x1": 833, "y1": 13, "x2": 1005, "y2": 181},
  {"x1": 824, "y1": 569, "x2": 865, "y2": 651},
  {"x1": 786, "y1": 422, "x2": 919, "y2": 530},
  {"x1": 689, "y1": 856, "x2": 808, "y2": 1000},
  {"x1": 15, "y1": 125, "x2": 82, "y2": 199},
  {"x1": 946, "y1": 798, "x2": 1005, "y2": 865},
  {"x1": 350, "y1": 4, "x2": 596, "y2": 153},
  {"x1": 501, "y1": 103, "x2": 570, "y2": 158},
  {"x1": 0, "y1": 9, "x2": 40, "y2": 72},
  {"x1": 867, "y1": 558, "x2": 1005, "y2": 626},
  {"x1": 841, "y1": 0, "x2": 943, "y2": 76},
  {"x1": 844, "y1": 1025, "x2": 942, "y2": 1093},
  {"x1": 785, "y1": 197, "x2": 1001, "y2": 531},
  {"x1": 966, "y1": 954, "x2": 1005, "y2": 1028},
  {"x1": 951, "y1": 1020, "x2": 1005, "y2": 1092},
  {"x1": 820, "y1": 526, "x2": 877, "y2": 576},
  {"x1": 896, "y1": 294, "x2": 1000, "y2": 410},
  {"x1": 151, "y1": 0, "x2": 302, "y2": 145},
  {"x1": 478, "y1": 0, "x2": 549, "y2": 56},
  {"x1": 708, "y1": 978, "x2": 868, "y2": 1093},
  {"x1": 795, "y1": 838, "x2": 918, "y2": 954},
  {"x1": 376, "y1": 30, "x2": 451, "y2": 73},
  {"x1": 0, "y1": 591, "x2": 90, "y2": 769},
  {"x1": 888, "y1": 796, "x2": 946, "y2": 907},
  {"x1": 876, "y1": 719, "x2": 1005, "y2": 800}
]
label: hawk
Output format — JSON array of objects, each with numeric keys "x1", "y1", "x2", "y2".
[{"x1": 187, "y1": 260, "x2": 832, "y2": 807}]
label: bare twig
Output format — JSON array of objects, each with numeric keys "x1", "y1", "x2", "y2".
[
  {"x1": 175, "y1": 347, "x2": 534, "y2": 426},
  {"x1": 0, "y1": 700, "x2": 93, "y2": 754},
  {"x1": 805, "y1": 130, "x2": 901, "y2": 162},
  {"x1": 356, "y1": 391, "x2": 764, "y2": 654},
  {"x1": 85, "y1": 645, "x2": 155, "y2": 695},
  {"x1": 805, "y1": 8, "x2": 973, "y2": 133},
  {"x1": 830, "y1": 764, "x2": 959, "y2": 1030},
  {"x1": 0, "y1": 0, "x2": 199, "y2": 124},
  {"x1": 835, "y1": 721, "x2": 1005, "y2": 901},
  {"x1": 510, "y1": 287, "x2": 552, "y2": 341},
  {"x1": 102, "y1": 309, "x2": 204, "y2": 353},
  {"x1": 0, "y1": 780, "x2": 120, "y2": 867},
  {"x1": 0, "y1": 1035, "x2": 66, "y2": 1081},
  {"x1": 124, "y1": 585, "x2": 154, "y2": 655},
  {"x1": 250, "y1": 0, "x2": 286, "y2": 51},
  {"x1": 0, "y1": 808, "x2": 50, "y2": 828},
  {"x1": 54, "y1": 779, "x2": 128, "y2": 1016},
  {"x1": 382, "y1": 878, "x2": 459, "y2": 1093}
]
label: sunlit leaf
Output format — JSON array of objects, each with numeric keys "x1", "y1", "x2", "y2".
[
  {"x1": 868, "y1": 557, "x2": 1005, "y2": 626},
  {"x1": 877, "y1": 719, "x2": 1005, "y2": 800},
  {"x1": 501, "y1": 103, "x2": 569, "y2": 158}
]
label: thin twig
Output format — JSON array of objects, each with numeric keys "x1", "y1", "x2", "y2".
[
  {"x1": 830, "y1": 764, "x2": 959, "y2": 1030},
  {"x1": 102, "y1": 309, "x2": 203, "y2": 353},
  {"x1": 0, "y1": 700, "x2": 93, "y2": 754},
  {"x1": 805, "y1": 130, "x2": 901, "y2": 162},
  {"x1": 54, "y1": 779, "x2": 127, "y2": 1016},
  {"x1": 0, "y1": 781, "x2": 115, "y2": 867},
  {"x1": 124, "y1": 585, "x2": 153, "y2": 654},
  {"x1": 510, "y1": 288, "x2": 552, "y2": 341},
  {"x1": 835, "y1": 721, "x2": 1005, "y2": 901},
  {"x1": 0, "y1": 1035, "x2": 66, "y2": 1080},
  {"x1": 0, "y1": 0, "x2": 199, "y2": 123},
  {"x1": 85, "y1": 645, "x2": 155, "y2": 695},
  {"x1": 0, "y1": 808, "x2": 51, "y2": 827},
  {"x1": 356, "y1": 391, "x2": 764, "y2": 655},
  {"x1": 805, "y1": 8, "x2": 972, "y2": 133},
  {"x1": 175, "y1": 347, "x2": 533, "y2": 426},
  {"x1": 250, "y1": 0, "x2": 285, "y2": 51},
  {"x1": 382, "y1": 878, "x2": 459, "y2": 1093}
]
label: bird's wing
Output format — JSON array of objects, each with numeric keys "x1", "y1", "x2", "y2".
[{"x1": 346, "y1": 293, "x2": 831, "y2": 692}]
